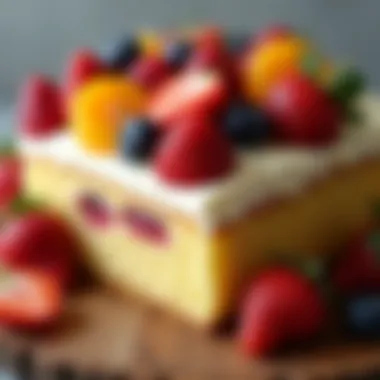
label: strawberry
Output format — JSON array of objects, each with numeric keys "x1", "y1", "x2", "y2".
[
  {"x1": 333, "y1": 224, "x2": 380, "y2": 294},
  {"x1": 18, "y1": 75, "x2": 65, "y2": 137},
  {"x1": 0, "y1": 212, "x2": 79, "y2": 289},
  {"x1": 238, "y1": 268, "x2": 327, "y2": 357},
  {"x1": 148, "y1": 71, "x2": 228, "y2": 128},
  {"x1": 0, "y1": 268, "x2": 62, "y2": 328},
  {"x1": 264, "y1": 72, "x2": 342, "y2": 146},
  {"x1": 0, "y1": 157, "x2": 21, "y2": 208},
  {"x1": 154, "y1": 116, "x2": 235, "y2": 186},
  {"x1": 64, "y1": 49, "x2": 105, "y2": 114},
  {"x1": 129, "y1": 55, "x2": 171, "y2": 90}
]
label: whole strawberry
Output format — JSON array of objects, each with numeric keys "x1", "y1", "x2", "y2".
[
  {"x1": 0, "y1": 212, "x2": 80, "y2": 290},
  {"x1": 265, "y1": 72, "x2": 342, "y2": 146},
  {"x1": 154, "y1": 116, "x2": 235, "y2": 186},
  {"x1": 18, "y1": 75, "x2": 65, "y2": 137},
  {"x1": 238, "y1": 268, "x2": 327, "y2": 357}
]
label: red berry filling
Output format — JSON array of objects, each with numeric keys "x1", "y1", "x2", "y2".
[
  {"x1": 77, "y1": 194, "x2": 111, "y2": 227},
  {"x1": 120, "y1": 207, "x2": 168, "y2": 245}
]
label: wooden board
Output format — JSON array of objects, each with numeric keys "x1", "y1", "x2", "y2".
[{"x1": 1, "y1": 286, "x2": 380, "y2": 380}]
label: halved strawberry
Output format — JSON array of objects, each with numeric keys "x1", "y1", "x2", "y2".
[
  {"x1": 0, "y1": 268, "x2": 63, "y2": 328},
  {"x1": 147, "y1": 71, "x2": 228, "y2": 128}
]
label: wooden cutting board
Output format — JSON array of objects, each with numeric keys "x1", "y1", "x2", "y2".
[{"x1": 1, "y1": 286, "x2": 380, "y2": 380}]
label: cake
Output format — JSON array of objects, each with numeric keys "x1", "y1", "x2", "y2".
[{"x1": 8, "y1": 24, "x2": 380, "y2": 359}]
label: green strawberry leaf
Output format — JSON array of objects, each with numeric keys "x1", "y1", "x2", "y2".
[
  {"x1": 329, "y1": 67, "x2": 366, "y2": 106},
  {"x1": 9, "y1": 196, "x2": 43, "y2": 215},
  {"x1": 0, "y1": 140, "x2": 15, "y2": 158}
]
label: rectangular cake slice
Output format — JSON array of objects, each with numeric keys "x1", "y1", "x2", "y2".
[{"x1": 19, "y1": 95, "x2": 380, "y2": 327}]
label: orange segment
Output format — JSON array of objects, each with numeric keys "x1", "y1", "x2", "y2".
[
  {"x1": 70, "y1": 75, "x2": 147, "y2": 155},
  {"x1": 243, "y1": 37, "x2": 308, "y2": 104}
]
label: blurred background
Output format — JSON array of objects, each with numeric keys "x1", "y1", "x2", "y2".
[{"x1": 0, "y1": 0, "x2": 378, "y2": 105}]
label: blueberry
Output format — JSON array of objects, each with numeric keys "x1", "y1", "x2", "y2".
[
  {"x1": 121, "y1": 118, "x2": 160, "y2": 162},
  {"x1": 164, "y1": 41, "x2": 193, "y2": 70},
  {"x1": 225, "y1": 32, "x2": 252, "y2": 54},
  {"x1": 345, "y1": 295, "x2": 380, "y2": 337},
  {"x1": 222, "y1": 102, "x2": 272, "y2": 148},
  {"x1": 104, "y1": 36, "x2": 141, "y2": 71}
]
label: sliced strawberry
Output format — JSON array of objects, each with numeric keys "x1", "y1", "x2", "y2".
[
  {"x1": 147, "y1": 71, "x2": 228, "y2": 128},
  {"x1": 154, "y1": 116, "x2": 235, "y2": 186},
  {"x1": 0, "y1": 268, "x2": 63, "y2": 328},
  {"x1": 18, "y1": 75, "x2": 65, "y2": 137}
]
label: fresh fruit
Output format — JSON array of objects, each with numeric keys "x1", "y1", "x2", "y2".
[
  {"x1": 64, "y1": 49, "x2": 105, "y2": 114},
  {"x1": 164, "y1": 40, "x2": 193, "y2": 71},
  {"x1": 243, "y1": 36, "x2": 308, "y2": 103},
  {"x1": 254, "y1": 24, "x2": 294, "y2": 47},
  {"x1": 0, "y1": 157, "x2": 21, "y2": 208},
  {"x1": 18, "y1": 75, "x2": 65, "y2": 137},
  {"x1": 222, "y1": 102, "x2": 272, "y2": 147},
  {"x1": 264, "y1": 72, "x2": 342, "y2": 145},
  {"x1": 148, "y1": 71, "x2": 227, "y2": 128},
  {"x1": 238, "y1": 268, "x2": 327, "y2": 357},
  {"x1": 77, "y1": 194, "x2": 111, "y2": 228},
  {"x1": 333, "y1": 222, "x2": 380, "y2": 294},
  {"x1": 129, "y1": 56, "x2": 171, "y2": 90},
  {"x1": 120, "y1": 118, "x2": 160, "y2": 162},
  {"x1": 104, "y1": 36, "x2": 141, "y2": 71},
  {"x1": 138, "y1": 30, "x2": 163, "y2": 57},
  {"x1": 345, "y1": 295, "x2": 380, "y2": 337},
  {"x1": 71, "y1": 76, "x2": 147, "y2": 154},
  {"x1": 154, "y1": 116, "x2": 235, "y2": 186},
  {"x1": 0, "y1": 268, "x2": 63, "y2": 328},
  {"x1": 0, "y1": 212, "x2": 79, "y2": 289}
]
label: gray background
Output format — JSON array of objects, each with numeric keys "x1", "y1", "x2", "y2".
[{"x1": 0, "y1": 0, "x2": 379, "y2": 104}]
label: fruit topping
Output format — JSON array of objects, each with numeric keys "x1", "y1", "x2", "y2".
[
  {"x1": 18, "y1": 75, "x2": 65, "y2": 137},
  {"x1": 0, "y1": 268, "x2": 63, "y2": 328},
  {"x1": 77, "y1": 194, "x2": 111, "y2": 228},
  {"x1": 148, "y1": 71, "x2": 227, "y2": 128},
  {"x1": 103, "y1": 36, "x2": 141, "y2": 71},
  {"x1": 120, "y1": 118, "x2": 161, "y2": 162},
  {"x1": 64, "y1": 49, "x2": 105, "y2": 114},
  {"x1": 243, "y1": 36, "x2": 308, "y2": 104},
  {"x1": 164, "y1": 40, "x2": 193, "y2": 71},
  {"x1": 121, "y1": 207, "x2": 168, "y2": 245},
  {"x1": 0, "y1": 157, "x2": 21, "y2": 208},
  {"x1": 0, "y1": 212, "x2": 80, "y2": 290},
  {"x1": 154, "y1": 117, "x2": 235, "y2": 186},
  {"x1": 222, "y1": 102, "x2": 272, "y2": 147},
  {"x1": 264, "y1": 72, "x2": 342, "y2": 146},
  {"x1": 70, "y1": 76, "x2": 147, "y2": 154},
  {"x1": 238, "y1": 268, "x2": 327, "y2": 357},
  {"x1": 129, "y1": 56, "x2": 171, "y2": 90}
]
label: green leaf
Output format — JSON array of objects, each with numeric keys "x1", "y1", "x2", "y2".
[
  {"x1": 329, "y1": 67, "x2": 366, "y2": 105},
  {"x1": 9, "y1": 196, "x2": 43, "y2": 215},
  {"x1": 0, "y1": 140, "x2": 15, "y2": 157}
]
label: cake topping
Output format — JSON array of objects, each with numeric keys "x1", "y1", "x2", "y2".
[
  {"x1": 17, "y1": 24, "x2": 367, "y2": 188},
  {"x1": 222, "y1": 101, "x2": 272, "y2": 147},
  {"x1": 148, "y1": 70, "x2": 228, "y2": 127},
  {"x1": 70, "y1": 76, "x2": 147, "y2": 154},
  {"x1": 64, "y1": 48, "x2": 105, "y2": 114},
  {"x1": 264, "y1": 72, "x2": 342, "y2": 145},
  {"x1": 120, "y1": 117, "x2": 161, "y2": 162},
  {"x1": 18, "y1": 75, "x2": 65, "y2": 138},
  {"x1": 154, "y1": 116, "x2": 235, "y2": 186}
]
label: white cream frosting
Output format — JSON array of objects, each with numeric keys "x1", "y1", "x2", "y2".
[{"x1": 19, "y1": 94, "x2": 380, "y2": 230}]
